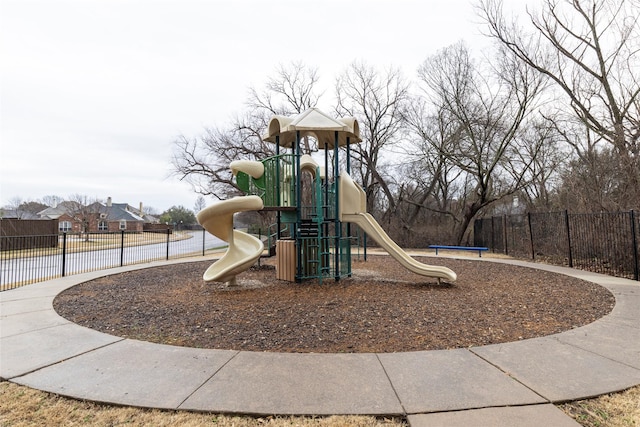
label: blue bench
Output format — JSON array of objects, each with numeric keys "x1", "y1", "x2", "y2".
[{"x1": 429, "y1": 245, "x2": 489, "y2": 257}]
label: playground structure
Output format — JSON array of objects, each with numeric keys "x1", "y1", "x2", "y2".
[{"x1": 196, "y1": 107, "x2": 457, "y2": 284}]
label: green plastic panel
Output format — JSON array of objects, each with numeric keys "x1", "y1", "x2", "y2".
[{"x1": 236, "y1": 171, "x2": 250, "y2": 194}]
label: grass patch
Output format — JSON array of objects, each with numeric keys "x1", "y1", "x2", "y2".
[
  {"x1": 0, "y1": 381, "x2": 405, "y2": 426},
  {"x1": 3, "y1": 380, "x2": 640, "y2": 426},
  {"x1": 560, "y1": 385, "x2": 640, "y2": 426}
]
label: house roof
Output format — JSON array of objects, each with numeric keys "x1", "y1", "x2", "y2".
[
  {"x1": 108, "y1": 203, "x2": 145, "y2": 222},
  {"x1": 37, "y1": 201, "x2": 83, "y2": 219},
  {"x1": 0, "y1": 210, "x2": 40, "y2": 220},
  {"x1": 92, "y1": 203, "x2": 144, "y2": 222},
  {"x1": 37, "y1": 200, "x2": 155, "y2": 223}
]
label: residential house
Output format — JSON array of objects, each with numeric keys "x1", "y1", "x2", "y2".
[
  {"x1": 91, "y1": 198, "x2": 146, "y2": 232},
  {"x1": 38, "y1": 201, "x2": 90, "y2": 233},
  {"x1": 38, "y1": 198, "x2": 157, "y2": 233}
]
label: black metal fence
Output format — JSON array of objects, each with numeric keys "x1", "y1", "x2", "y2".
[
  {"x1": 474, "y1": 210, "x2": 640, "y2": 281},
  {"x1": 0, "y1": 229, "x2": 221, "y2": 291}
]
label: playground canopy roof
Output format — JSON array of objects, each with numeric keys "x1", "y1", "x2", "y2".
[{"x1": 263, "y1": 108, "x2": 361, "y2": 149}]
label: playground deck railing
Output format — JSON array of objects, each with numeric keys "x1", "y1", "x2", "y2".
[{"x1": 235, "y1": 154, "x2": 296, "y2": 208}]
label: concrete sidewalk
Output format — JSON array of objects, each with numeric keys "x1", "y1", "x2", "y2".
[{"x1": 1, "y1": 257, "x2": 639, "y2": 426}]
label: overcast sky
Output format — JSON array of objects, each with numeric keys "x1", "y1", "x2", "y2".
[{"x1": 1, "y1": 0, "x2": 515, "y2": 213}]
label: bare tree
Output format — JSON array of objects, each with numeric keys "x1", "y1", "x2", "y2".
[
  {"x1": 247, "y1": 62, "x2": 321, "y2": 153},
  {"x1": 400, "y1": 99, "x2": 462, "y2": 230},
  {"x1": 7, "y1": 197, "x2": 24, "y2": 218},
  {"x1": 193, "y1": 196, "x2": 206, "y2": 214},
  {"x1": 142, "y1": 205, "x2": 159, "y2": 216},
  {"x1": 510, "y1": 119, "x2": 566, "y2": 211},
  {"x1": 247, "y1": 62, "x2": 321, "y2": 116},
  {"x1": 557, "y1": 146, "x2": 623, "y2": 211},
  {"x1": 19, "y1": 201, "x2": 49, "y2": 216},
  {"x1": 66, "y1": 194, "x2": 101, "y2": 241},
  {"x1": 479, "y1": 0, "x2": 640, "y2": 208},
  {"x1": 172, "y1": 120, "x2": 275, "y2": 199},
  {"x1": 41, "y1": 195, "x2": 64, "y2": 208},
  {"x1": 551, "y1": 116, "x2": 634, "y2": 211},
  {"x1": 3, "y1": 198, "x2": 46, "y2": 218},
  {"x1": 334, "y1": 61, "x2": 410, "y2": 215},
  {"x1": 408, "y1": 41, "x2": 545, "y2": 243},
  {"x1": 172, "y1": 63, "x2": 322, "y2": 198}
]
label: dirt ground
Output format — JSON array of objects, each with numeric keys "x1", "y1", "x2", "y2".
[{"x1": 54, "y1": 255, "x2": 615, "y2": 353}]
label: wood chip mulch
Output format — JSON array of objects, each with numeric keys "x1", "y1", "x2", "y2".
[{"x1": 53, "y1": 255, "x2": 615, "y2": 353}]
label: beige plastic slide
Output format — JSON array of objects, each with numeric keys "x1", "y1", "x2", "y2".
[
  {"x1": 339, "y1": 172, "x2": 457, "y2": 282},
  {"x1": 196, "y1": 195, "x2": 265, "y2": 285}
]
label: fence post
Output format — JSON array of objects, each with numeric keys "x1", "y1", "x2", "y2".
[
  {"x1": 61, "y1": 232, "x2": 67, "y2": 277},
  {"x1": 503, "y1": 215, "x2": 508, "y2": 255},
  {"x1": 202, "y1": 227, "x2": 206, "y2": 256},
  {"x1": 528, "y1": 212, "x2": 535, "y2": 260},
  {"x1": 120, "y1": 230, "x2": 125, "y2": 267},
  {"x1": 630, "y1": 210, "x2": 639, "y2": 281},
  {"x1": 564, "y1": 210, "x2": 573, "y2": 268},
  {"x1": 166, "y1": 228, "x2": 171, "y2": 260},
  {"x1": 491, "y1": 216, "x2": 495, "y2": 253}
]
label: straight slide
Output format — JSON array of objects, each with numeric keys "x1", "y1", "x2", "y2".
[
  {"x1": 342, "y1": 213, "x2": 457, "y2": 282},
  {"x1": 339, "y1": 171, "x2": 456, "y2": 282}
]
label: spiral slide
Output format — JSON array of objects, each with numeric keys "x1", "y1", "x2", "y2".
[
  {"x1": 339, "y1": 171, "x2": 457, "y2": 282},
  {"x1": 196, "y1": 195, "x2": 264, "y2": 285}
]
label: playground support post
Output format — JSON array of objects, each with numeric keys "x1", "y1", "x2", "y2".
[
  {"x1": 362, "y1": 184, "x2": 368, "y2": 261},
  {"x1": 334, "y1": 130, "x2": 340, "y2": 281},
  {"x1": 276, "y1": 135, "x2": 281, "y2": 239},
  {"x1": 295, "y1": 131, "x2": 302, "y2": 282},
  {"x1": 324, "y1": 142, "x2": 329, "y2": 219},
  {"x1": 345, "y1": 137, "x2": 351, "y2": 255}
]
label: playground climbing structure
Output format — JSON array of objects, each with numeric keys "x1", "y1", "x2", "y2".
[{"x1": 197, "y1": 107, "x2": 456, "y2": 284}]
